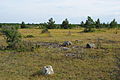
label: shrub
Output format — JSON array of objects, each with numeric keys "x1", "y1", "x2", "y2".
[
  {"x1": 1, "y1": 26, "x2": 35, "y2": 52},
  {"x1": 1, "y1": 26, "x2": 22, "y2": 49},
  {"x1": 41, "y1": 28, "x2": 49, "y2": 34}
]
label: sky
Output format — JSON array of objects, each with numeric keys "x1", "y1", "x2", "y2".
[{"x1": 0, "y1": 0, "x2": 120, "y2": 24}]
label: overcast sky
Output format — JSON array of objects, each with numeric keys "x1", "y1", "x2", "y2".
[{"x1": 0, "y1": 0, "x2": 120, "y2": 23}]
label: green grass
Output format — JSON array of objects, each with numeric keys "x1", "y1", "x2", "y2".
[{"x1": 0, "y1": 28, "x2": 120, "y2": 80}]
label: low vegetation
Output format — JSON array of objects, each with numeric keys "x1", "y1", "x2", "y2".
[
  {"x1": 1, "y1": 26, "x2": 22, "y2": 50},
  {"x1": 0, "y1": 28, "x2": 119, "y2": 80},
  {"x1": 0, "y1": 16, "x2": 120, "y2": 80}
]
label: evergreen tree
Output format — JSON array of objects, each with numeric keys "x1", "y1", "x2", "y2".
[
  {"x1": 81, "y1": 21, "x2": 84, "y2": 27},
  {"x1": 0, "y1": 24, "x2": 2, "y2": 28},
  {"x1": 102, "y1": 22, "x2": 106, "y2": 28},
  {"x1": 87, "y1": 16, "x2": 95, "y2": 25},
  {"x1": 61, "y1": 18, "x2": 70, "y2": 29},
  {"x1": 85, "y1": 16, "x2": 95, "y2": 27},
  {"x1": 46, "y1": 18, "x2": 56, "y2": 29},
  {"x1": 95, "y1": 18, "x2": 101, "y2": 28},
  {"x1": 84, "y1": 16, "x2": 95, "y2": 32},
  {"x1": 110, "y1": 19, "x2": 117, "y2": 28},
  {"x1": 107, "y1": 22, "x2": 110, "y2": 28},
  {"x1": 21, "y1": 21, "x2": 26, "y2": 28}
]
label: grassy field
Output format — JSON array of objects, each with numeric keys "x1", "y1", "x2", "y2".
[{"x1": 0, "y1": 28, "x2": 120, "y2": 80}]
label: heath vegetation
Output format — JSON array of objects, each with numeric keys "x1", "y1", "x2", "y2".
[{"x1": 0, "y1": 16, "x2": 120, "y2": 80}]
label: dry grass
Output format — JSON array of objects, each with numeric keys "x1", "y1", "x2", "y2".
[{"x1": 0, "y1": 28, "x2": 120, "y2": 80}]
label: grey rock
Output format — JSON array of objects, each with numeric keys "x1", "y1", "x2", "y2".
[
  {"x1": 48, "y1": 46, "x2": 53, "y2": 48},
  {"x1": 75, "y1": 40, "x2": 83, "y2": 42},
  {"x1": 72, "y1": 46, "x2": 80, "y2": 48},
  {"x1": 62, "y1": 47, "x2": 70, "y2": 51},
  {"x1": 65, "y1": 53, "x2": 76, "y2": 57},
  {"x1": 42, "y1": 65, "x2": 54, "y2": 75},
  {"x1": 62, "y1": 41, "x2": 72, "y2": 46},
  {"x1": 86, "y1": 43, "x2": 96, "y2": 48}
]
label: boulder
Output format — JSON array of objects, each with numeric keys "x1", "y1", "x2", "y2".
[
  {"x1": 62, "y1": 41, "x2": 72, "y2": 46},
  {"x1": 86, "y1": 43, "x2": 95, "y2": 48},
  {"x1": 42, "y1": 65, "x2": 54, "y2": 75}
]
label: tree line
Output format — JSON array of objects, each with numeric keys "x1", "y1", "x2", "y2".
[{"x1": 0, "y1": 16, "x2": 119, "y2": 29}]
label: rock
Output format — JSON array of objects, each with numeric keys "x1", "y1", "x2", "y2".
[
  {"x1": 42, "y1": 65, "x2": 54, "y2": 75},
  {"x1": 48, "y1": 46, "x2": 53, "y2": 48},
  {"x1": 86, "y1": 43, "x2": 95, "y2": 48},
  {"x1": 65, "y1": 53, "x2": 76, "y2": 57},
  {"x1": 72, "y1": 46, "x2": 80, "y2": 48},
  {"x1": 75, "y1": 40, "x2": 83, "y2": 42},
  {"x1": 62, "y1": 47, "x2": 70, "y2": 51},
  {"x1": 62, "y1": 41, "x2": 72, "y2": 46}
]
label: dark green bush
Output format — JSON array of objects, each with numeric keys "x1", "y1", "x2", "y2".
[
  {"x1": 0, "y1": 24, "x2": 2, "y2": 28},
  {"x1": 1, "y1": 26, "x2": 22, "y2": 49},
  {"x1": 1, "y1": 26, "x2": 36, "y2": 52}
]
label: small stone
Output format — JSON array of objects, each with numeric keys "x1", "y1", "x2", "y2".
[
  {"x1": 75, "y1": 40, "x2": 82, "y2": 42},
  {"x1": 48, "y1": 46, "x2": 53, "y2": 48},
  {"x1": 42, "y1": 65, "x2": 54, "y2": 75},
  {"x1": 62, "y1": 47, "x2": 70, "y2": 51},
  {"x1": 65, "y1": 53, "x2": 76, "y2": 57},
  {"x1": 72, "y1": 46, "x2": 80, "y2": 48},
  {"x1": 62, "y1": 41, "x2": 72, "y2": 46},
  {"x1": 86, "y1": 43, "x2": 96, "y2": 48}
]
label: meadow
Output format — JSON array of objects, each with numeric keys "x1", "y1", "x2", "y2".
[{"x1": 0, "y1": 28, "x2": 120, "y2": 80}]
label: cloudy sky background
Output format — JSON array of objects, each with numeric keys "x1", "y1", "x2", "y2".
[{"x1": 0, "y1": 0, "x2": 120, "y2": 24}]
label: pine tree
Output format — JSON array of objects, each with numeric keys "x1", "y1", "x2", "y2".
[
  {"x1": 61, "y1": 18, "x2": 70, "y2": 29},
  {"x1": 0, "y1": 24, "x2": 2, "y2": 28},
  {"x1": 21, "y1": 21, "x2": 26, "y2": 28},
  {"x1": 110, "y1": 19, "x2": 117, "y2": 28},
  {"x1": 81, "y1": 21, "x2": 84, "y2": 27},
  {"x1": 84, "y1": 16, "x2": 95, "y2": 32},
  {"x1": 95, "y1": 18, "x2": 101, "y2": 28},
  {"x1": 46, "y1": 18, "x2": 56, "y2": 29},
  {"x1": 87, "y1": 16, "x2": 95, "y2": 25}
]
